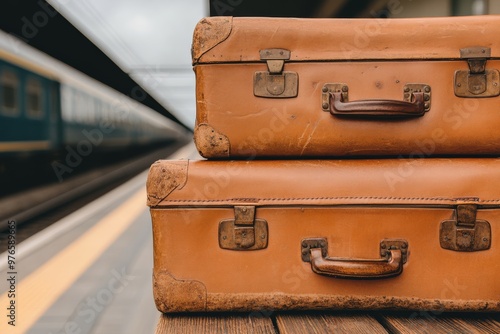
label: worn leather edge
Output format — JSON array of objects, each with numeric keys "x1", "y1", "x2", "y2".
[
  {"x1": 153, "y1": 270, "x2": 207, "y2": 313},
  {"x1": 194, "y1": 67, "x2": 208, "y2": 124},
  {"x1": 146, "y1": 160, "x2": 189, "y2": 207},
  {"x1": 192, "y1": 16, "x2": 232, "y2": 64},
  {"x1": 202, "y1": 293, "x2": 500, "y2": 312},
  {"x1": 193, "y1": 123, "x2": 230, "y2": 158}
]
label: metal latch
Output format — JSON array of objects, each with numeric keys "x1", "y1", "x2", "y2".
[
  {"x1": 219, "y1": 206, "x2": 268, "y2": 250},
  {"x1": 454, "y1": 47, "x2": 500, "y2": 98},
  {"x1": 253, "y1": 48, "x2": 298, "y2": 98},
  {"x1": 440, "y1": 204, "x2": 491, "y2": 252}
]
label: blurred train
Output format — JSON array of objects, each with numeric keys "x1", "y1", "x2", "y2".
[{"x1": 0, "y1": 29, "x2": 188, "y2": 164}]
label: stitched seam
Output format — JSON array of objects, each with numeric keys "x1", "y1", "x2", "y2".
[{"x1": 158, "y1": 196, "x2": 500, "y2": 203}]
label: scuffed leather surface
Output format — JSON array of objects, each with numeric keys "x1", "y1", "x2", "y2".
[
  {"x1": 150, "y1": 159, "x2": 500, "y2": 312},
  {"x1": 193, "y1": 16, "x2": 500, "y2": 158},
  {"x1": 195, "y1": 61, "x2": 500, "y2": 158},
  {"x1": 149, "y1": 159, "x2": 500, "y2": 206}
]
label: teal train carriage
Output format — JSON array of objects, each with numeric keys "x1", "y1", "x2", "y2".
[
  {"x1": 0, "y1": 57, "x2": 61, "y2": 157},
  {"x1": 0, "y1": 29, "x2": 186, "y2": 162}
]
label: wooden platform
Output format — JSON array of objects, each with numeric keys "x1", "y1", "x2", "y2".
[{"x1": 155, "y1": 311, "x2": 500, "y2": 334}]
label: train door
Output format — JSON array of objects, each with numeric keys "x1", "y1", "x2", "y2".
[
  {"x1": 0, "y1": 66, "x2": 22, "y2": 151},
  {"x1": 48, "y1": 81, "x2": 62, "y2": 151},
  {"x1": 24, "y1": 75, "x2": 49, "y2": 152}
]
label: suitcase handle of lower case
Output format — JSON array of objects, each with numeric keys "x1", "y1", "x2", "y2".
[
  {"x1": 329, "y1": 91, "x2": 425, "y2": 117},
  {"x1": 301, "y1": 238, "x2": 408, "y2": 279}
]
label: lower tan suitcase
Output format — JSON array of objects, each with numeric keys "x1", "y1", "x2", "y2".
[{"x1": 147, "y1": 158, "x2": 500, "y2": 313}]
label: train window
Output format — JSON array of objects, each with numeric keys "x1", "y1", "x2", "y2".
[
  {"x1": 26, "y1": 78, "x2": 44, "y2": 119},
  {"x1": 1, "y1": 70, "x2": 20, "y2": 116}
]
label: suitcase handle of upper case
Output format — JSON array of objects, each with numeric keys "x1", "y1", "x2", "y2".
[
  {"x1": 302, "y1": 238, "x2": 408, "y2": 279},
  {"x1": 329, "y1": 91, "x2": 426, "y2": 117}
]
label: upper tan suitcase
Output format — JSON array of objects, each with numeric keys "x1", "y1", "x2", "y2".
[{"x1": 192, "y1": 16, "x2": 500, "y2": 158}]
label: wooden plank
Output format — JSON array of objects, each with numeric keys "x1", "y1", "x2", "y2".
[
  {"x1": 155, "y1": 313, "x2": 276, "y2": 334},
  {"x1": 276, "y1": 312, "x2": 388, "y2": 334},
  {"x1": 380, "y1": 313, "x2": 500, "y2": 334}
]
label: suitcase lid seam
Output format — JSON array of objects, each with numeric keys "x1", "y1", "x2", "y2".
[{"x1": 152, "y1": 197, "x2": 500, "y2": 206}]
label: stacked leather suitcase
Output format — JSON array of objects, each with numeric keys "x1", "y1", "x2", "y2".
[{"x1": 147, "y1": 16, "x2": 500, "y2": 313}]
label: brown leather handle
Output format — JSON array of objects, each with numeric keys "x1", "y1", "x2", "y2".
[
  {"x1": 329, "y1": 91, "x2": 425, "y2": 117},
  {"x1": 309, "y1": 248, "x2": 403, "y2": 279}
]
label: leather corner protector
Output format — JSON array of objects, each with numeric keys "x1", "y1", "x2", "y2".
[
  {"x1": 194, "y1": 124, "x2": 230, "y2": 158},
  {"x1": 153, "y1": 271, "x2": 207, "y2": 313},
  {"x1": 192, "y1": 16, "x2": 232, "y2": 63},
  {"x1": 146, "y1": 160, "x2": 188, "y2": 207}
]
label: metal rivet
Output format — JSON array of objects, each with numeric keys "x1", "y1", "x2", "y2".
[
  {"x1": 242, "y1": 207, "x2": 247, "y2": 212},
  {"x1": 443, "y1": 236, "x2": 449, "y2": 241},
  {"x1": 242, "y1": 232, "x2": 246, "y2": 237},
  {"x1": 322, "y1": 103, "x2": 329, "y2": 109},
  {"x1": 302, "y1": 250, "x2": 308, "y2": 255},
  {"x1": 396, "y1": 80, "x2": 400, "y2": 83},
  {"x1": 222, "y1": 235, "x2": 227, "y2": 240},
  {"x1": 322, "y1": 86, "x2": 329, "y2": 93},
  {"x1": 494, "y1": 83, "x2": 498, "y2": 87},
  {"x1": 404, "y1": 87, "x2": 410, "y2": 92},
  {"x1": 261, "y1": 235, "x2": 266, "y2": 239},
  {"x1": 302, "y1": 241, "x2": 308, "y2": 248},
  {"x1": 424, "y1": 102, "x2": 430, "y2": 109},
  {"x1": 457, "y1": 83, "x2": 462, "y2": 87},
  {"x1": 482, "y1": 49, "x2": 486, "y2": 53},
  {"x1": 424, "y1": 86, "x2": 430, "y2": 93},
  {"x1": 320, "y1": 241, "x2": 326, "y2": 248},
  {"x1": 424, "y1": 95, "x2": 430, "y2": 101},
  {"x1": 483, "y1": 237, "x2": 488, "y2": 242},
  {"x1": 401, "y1": 243, "x2": 407, "y2": 249},
  {"x1": 381, "y1": 244, "x2": 386, "y2": 249},
  {"x1": 342, "y1": 86, "x2": 348, "y2": 92}
]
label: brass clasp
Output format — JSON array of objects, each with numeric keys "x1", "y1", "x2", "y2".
[
  {"x1": 454, "y1": 47, "x2": 500, "y2": 98},
  {"x1": 253, "y1": 48, "x2": 298, "y2": 98},
  {"x1": 219, "y1": 206, "x2": 268, "y2": 251},
  {"x1": 440, "y1": 203, "x2": 491, "y2": 252}
]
